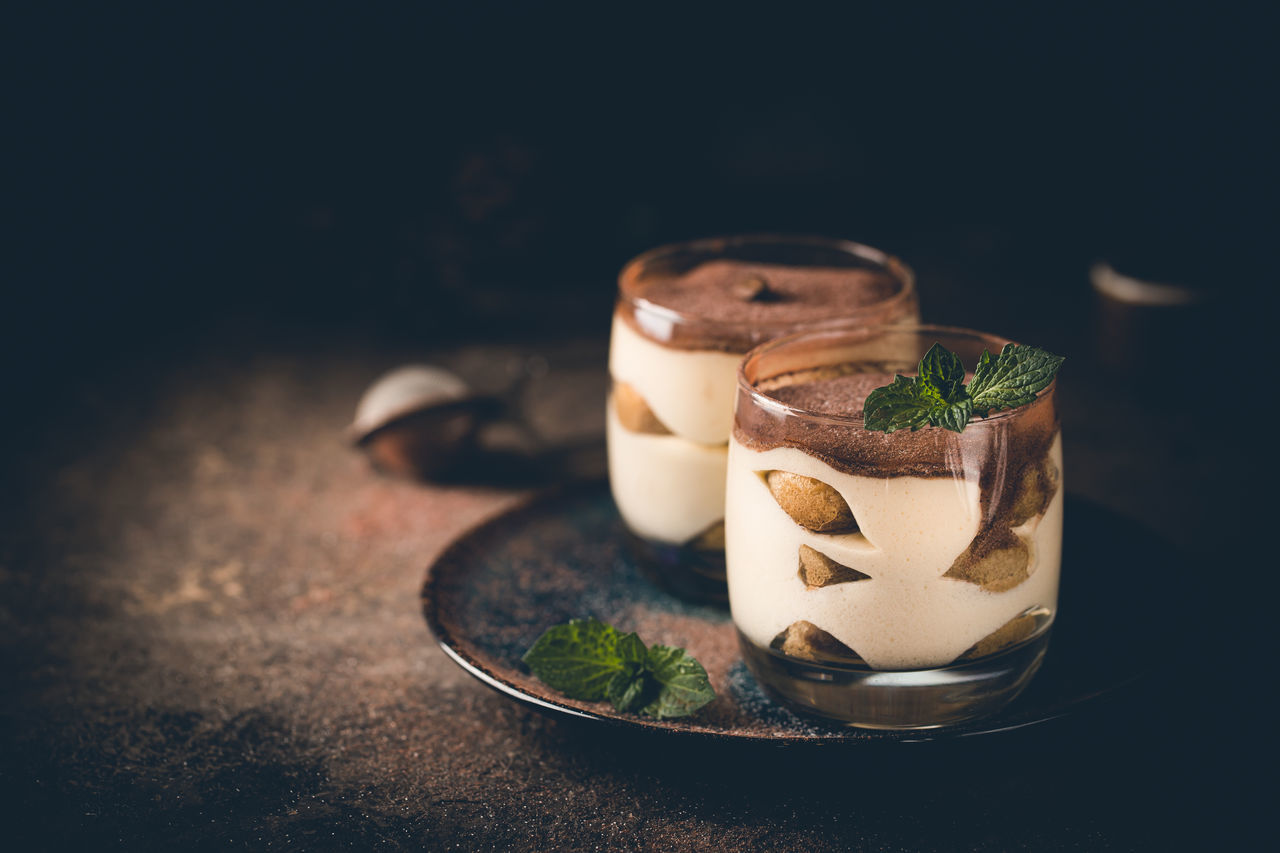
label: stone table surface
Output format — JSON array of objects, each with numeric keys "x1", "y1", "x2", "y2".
[{"x1": 0, "y1": 313, "x2": 1252, "y2": 850}]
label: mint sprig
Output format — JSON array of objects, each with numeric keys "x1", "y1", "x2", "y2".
[
  {"x1": 863, "y1": 342, "x2": 1063, "y2": 433},
  {"x1": 522, "y1": 618, "x2": 715, "y2": 719},
  {"x1": 967, "y1": 343, "x2": 1066, "y2": 417}
]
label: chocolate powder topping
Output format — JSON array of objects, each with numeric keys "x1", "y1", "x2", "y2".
[
  {"x1": 619, "y1": 260, "x2": 913, "y2": 352},
  {"x1": 734, "y1": 370, "x2": 1060, "y2": 538}
]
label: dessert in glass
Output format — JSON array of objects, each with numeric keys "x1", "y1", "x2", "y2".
[
  {"x1": 726, "y1": 324, "x2": 1063, "y2": 728},
  {"x1": 607, "y1": 236, "x2": 918, "y2": 602}
]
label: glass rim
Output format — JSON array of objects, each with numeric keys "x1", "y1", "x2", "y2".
[
  {"x1": 617, "y1": 233, "x2": 917, "y2": 331},
  {"x1": 737, "y1": 322, "x2": 1056, "y2": 429}
]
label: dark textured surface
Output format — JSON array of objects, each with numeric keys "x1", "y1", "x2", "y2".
[
  {"x1": 0, "y1": 322, "x2": 1248, "y2": 850},
  {"x1": 425, "y1": 484, "x2": 1170, "y2": 743},
  {"x1": 4, "y1": 6, "x2": 1263, "y2": 845}
]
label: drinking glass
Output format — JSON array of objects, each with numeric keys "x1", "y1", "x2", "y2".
[
  {"x1": 608, "y1": 236, "x2": 918, "y2": 602},
  {"x1": 727, "y1": 324, "x2": 1062, "y2": 727}
]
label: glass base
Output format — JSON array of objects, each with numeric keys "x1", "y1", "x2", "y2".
[
  {"x1": 738, "y1": 627, "x2": 1051, "y2": 729},
  {"x1": 625, "y1": 531, "x2": 728, "y2": 605}
]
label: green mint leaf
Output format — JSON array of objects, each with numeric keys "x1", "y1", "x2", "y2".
[
  {"x1": 967, "y1": 344, "x2": 1065, "y2": 417},
  {"x1": 615, "y1": 630, "x2": 647, "y2": 664},
  {"x1": 523, "y1": 620, "x2": 716, "y2": 719},
  {"x1": 864, "y1": 341, "x2": 1064, "y2": 433},
  {"x1": 918, "y1": 342, "x2": 967, "y2": 403},
  {"x1": 864, "y1": 372, "x2": 972, "y2": 434},
  {"x1": 863, "y1": 375, "x2": 934, "y2": 432},
  {"x1": 917, "y1": 342, "x2": 972, "y2": 432},
  {"x1": 641, "y1": 645, "x2": 716, "y2": 720},
  {"x1": 973, "y1": 348, "x2": 993, "y2": 379},
  {"x1": 928, "y1": 397, "x2": 973, "y2": 433},
  {"x1": 521, "y1": 618, "x2": 645, "y2": 701},
  {"x1": 606, "y1": 664, "x2": 650, "y2": 712}
]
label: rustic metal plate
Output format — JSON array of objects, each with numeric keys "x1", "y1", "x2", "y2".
[{"x1": 422, "y1": 482, "x2": 1171, "y2": 743}]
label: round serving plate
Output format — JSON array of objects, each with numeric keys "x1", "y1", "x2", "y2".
[{"x1": 422, "y1": 481, "x2": 1175, "y2": 744}]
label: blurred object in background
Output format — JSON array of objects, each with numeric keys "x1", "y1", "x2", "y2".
[
  {"x1": 348, "y1": 347, "x2": 608, "y2": 487},
  {"x1": 1086, "y1": 203, "x2": 1249, "y2": 395},
  {"x1": 349, "y1": 365, "x2": 489, "y2": 480},
  {"x1": 1090, "y1": 259, "x2": 1210, "y2": 383}
]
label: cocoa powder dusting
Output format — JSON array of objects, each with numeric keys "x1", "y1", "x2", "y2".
[
  {"x1": 735, "y1": 369, "x2": 1060, "y2": 542},
  {"x1": 619, "y1": 260, "x2": 914, "y2": 352}
]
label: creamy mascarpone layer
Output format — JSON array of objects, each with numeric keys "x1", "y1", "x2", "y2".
[
  {"x1": 725, "y1": 435, "x2": 1064, "y2": 670},
  {"x1": 607, "y1": 397, "x2": 729, "y2": 544},
  {"x1": 608, "y1": 313, "x2": 743, "y2": 445}
]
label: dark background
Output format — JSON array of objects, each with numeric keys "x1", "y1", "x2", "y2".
[
  {"x1": 2, "y1": 5, "x2": 1272, "y2": 848},
  {"x1": 7, "y1": 3, "x2": 1273, "y2": 386}
]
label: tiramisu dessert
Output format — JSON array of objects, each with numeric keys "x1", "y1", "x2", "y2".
[
  {"x1": 725, "y1": 324, "x2": 1064, "y2": 727},
  {"x1": 607, "y1": 236, "x2": 918, "y2": 600}
]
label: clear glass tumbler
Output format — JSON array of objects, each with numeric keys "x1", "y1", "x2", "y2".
[
  {"x1": 726, "y1": 324, "x2": 1063, "y2": 727},
  {"x1": 607, "y1": 236, "x2": 918, "y2": 602}
]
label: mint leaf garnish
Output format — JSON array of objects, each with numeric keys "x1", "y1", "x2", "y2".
[
  {"x1": 930, "y1": 396, "x2": 974, "y2": 433},
  {"x1": 522, "y1": 618, "x2": 715, "y2": 719},
  {"x1": 863, "y1": 375, "x2": 936, "y2": 432},
  {"x1": 606, "y1": 665, "x2": 651, "y2": 712},
  {"x1": 863, "y1": 342, "x2": 1063, "y2": 433},
  {"x1": 863, "y1": 347, "x2": 974, "y2": 434},
  {"x1": 918, "y1": 342, "x2": 967, "y2": 404},
  {"x1": 967, "y1": 343, "x2": 1065, "y2": 417},
  {"x1": 520, "y1": 618, "x2": 644, "y2": 701},
  {"x1": 640, "y1": 645, "x2": 717, "y2": 720}
]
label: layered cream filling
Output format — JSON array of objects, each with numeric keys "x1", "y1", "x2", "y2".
[
  {"x1": 607, "y1": 311, "x2": 745, "y2": 544},
  {"x1": 607, "y1": 313, "x2": 743, "y2": 445},
  {"x1": 606, "y1": 398, "x2": 728, "y2": 544},
  {"x1": 725, "y1": 435, "x2": 1064, "y2": 670}
]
